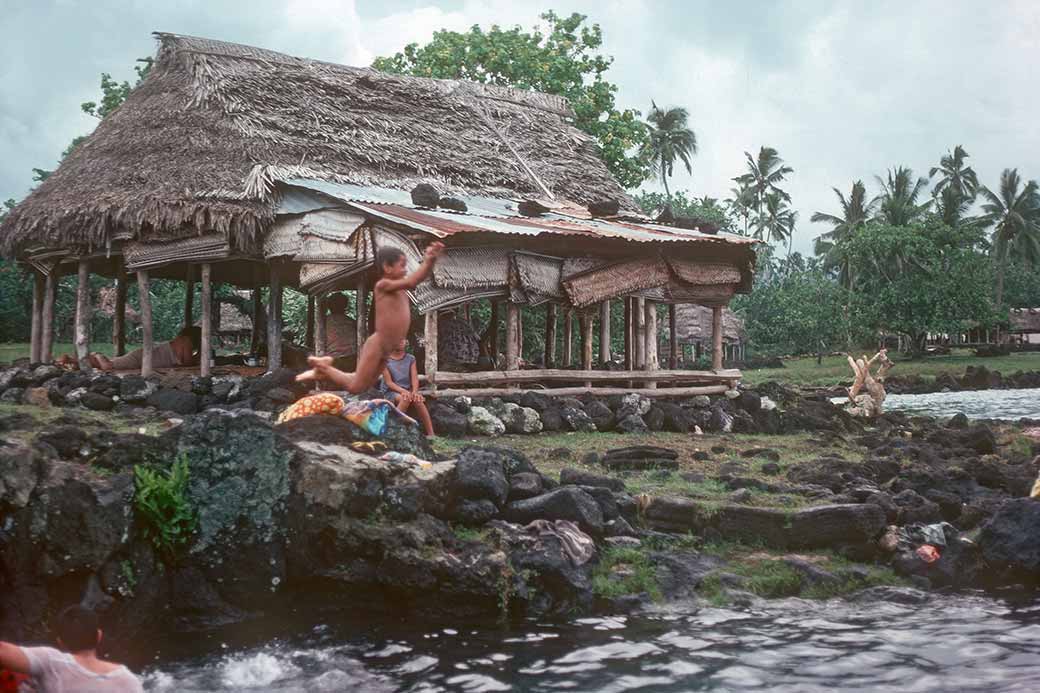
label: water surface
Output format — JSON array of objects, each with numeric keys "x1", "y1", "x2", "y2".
[
  {"x1": 142, "y1": 592, "x2": 1040, "y2": 692},
  {"x1": 837, "y1": 388, "x2": 1040, "y2": 421}
]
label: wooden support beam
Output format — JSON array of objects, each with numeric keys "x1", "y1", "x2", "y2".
[
  {"x1": 200, "y1": 264, "x2": 212, "y2": 376},
  {"x1": 623, "y1": 298, "x2": 632, "y2": 371},
  {"x1": 113, "y1": 265, "x2": 127, "y2": 356},
  {"x1": 267, "y1": 270, "x2": 283, "y2": 371},
  {"x1": 544, "y1": 303, "x2": 557, "y2": 367},
  {"x1": 668, "y1": 304, "x2": 678, "y2": 369},
  {"x1": 634, "y1": 297, "x2": 645, "y2": 369},
  {"x1": 488, "y1": 300, "x2": 501, "y2": 367},
  {"x1": 356, "y1": 277, "x2": 369, "y2": 346},
  {"x1": 75, "y1": 261, "x2": 92, "y2": 373},
  {"x1": 644, "y1": 300, "x2": 658, "y2": 389},
  {"x1": 712, "y1": 305, "x2": 724, "y2": 371},
  {"x1": 430, "y1": 367, "x2": 741, "y2": 385},
  {"x1": 599, "y1": 301, "x2": 611, "y2": 365},
  {"x1": 562, "y1": 309, "x2": 574, "y2": 367},
  {"x1": 250, "y1": 288, "x2": 263, "y2": 355},
  {"x1": 315, "y1": 294, "x2": 327, "y2": 356},
  {"x1": 41, "y1": 271, "x2": 56, "y2": 363},
  {"x1": 305, "y1": 295, "x2": 315, "y2": 350},
  {"x1": 425, "y1": 311, "x2": 438, "y2": 390},
  {"x1": 505, "y1": 303, "x2": 520, "y2": 370},
  {"x1": 30, "y1": 270, "x2": 43, "y2": 363},
  {"x1": 426, "y1": 384, "x2": 730, "y2": 399},
  {"x1": 580, "y1": 312, "x2": 593, "y2": 369},
  {"x1": 184, "y1": 266, "x2": 194, "y2": 327},
  {"x1": 136, "y1": 271, "x2": 154, "y2": 376}
]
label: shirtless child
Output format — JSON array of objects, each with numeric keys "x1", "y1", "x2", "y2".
[{"x1": 297, "y1": 241, "x2": 444, "y2": 392}]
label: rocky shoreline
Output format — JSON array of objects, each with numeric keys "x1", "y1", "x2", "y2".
[{"x1": 1, "y1": 365, "x2": 1038, "y2": 662}]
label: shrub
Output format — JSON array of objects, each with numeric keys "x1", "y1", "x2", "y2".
[{"x1": 133, "y1": 455, "x2": 197, "y2": 561}]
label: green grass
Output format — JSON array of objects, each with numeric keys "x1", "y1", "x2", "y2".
[
  {"x1": 592, "y1": 546, "x2": 662, "y2": 601},
  {"x1": 741, "y1": 349, "x2": 1040, "y2": 387},
  {"x1": 0, "y1": 342, "x2": 125, "y2": 364}
]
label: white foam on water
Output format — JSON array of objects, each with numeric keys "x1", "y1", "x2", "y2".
[{"x1": 220, "y1": 652, "x2": 299, "y2": 688}]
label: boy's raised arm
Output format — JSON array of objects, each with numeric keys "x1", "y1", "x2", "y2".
[{"x1": 378, "y1": 242, "x2": 444, "y2": 293}]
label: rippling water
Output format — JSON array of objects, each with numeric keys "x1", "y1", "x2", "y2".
[
  {"x1": 141, "y1": 592, "x2": 1040, "y2": 692},
  {"x1": 835, "y1": 388, "x2": 1040, "y2": 421}
]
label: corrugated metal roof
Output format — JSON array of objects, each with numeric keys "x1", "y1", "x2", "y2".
[{"x1": 280, "y1": 179, "x2": 758, "y2": 246}]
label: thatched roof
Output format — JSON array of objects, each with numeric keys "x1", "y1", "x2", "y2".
[
  {"x1": 0, "y1": 32, "x2": 637, "y2": 258},
  {"x1": 671, "y1": 304, "x2": 745, "y2": 343},
  {"x1": 1009, "y1": 308, "x2": 1040, "y2": 333}
]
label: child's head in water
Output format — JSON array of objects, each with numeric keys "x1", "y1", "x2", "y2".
[
  {"x1": 376, "y1": 247, "x2": 407, "y2": 278},
  {"x1": 389, "y1": 339, "x2": 407, "y2": 358}
]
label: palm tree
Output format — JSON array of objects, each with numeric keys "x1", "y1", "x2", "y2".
[
  {"x1": 761, "y1": 192, "x2": 797, "y2": 248},
  {"x1": 979, "y1": 168, "x2": 1040, "y2": 307},
  {"x1": 734, "y1": 146, "x2": 793, "y2": 237},
  {"x1": 874, "y1": 166, "x2": 932, "y2": 226},
  {"x1": 725, "y1": 182, "x2": 755, "y2": 236},
  {"x1": 930, "y1": 145, "x2": 979, "y2": 201},
  {"x1": 811, "y1": 180, "x2": 875, "y2": 288},
  {"x1": 640, "y1": 102, "x2": 697, "y2": 200}
]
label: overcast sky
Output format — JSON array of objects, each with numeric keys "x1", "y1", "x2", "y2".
[{"x1": 2, "y1": 0, "x2": 1038, "y2": 253}]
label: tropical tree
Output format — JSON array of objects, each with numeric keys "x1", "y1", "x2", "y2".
[
  {"x1": 632, "y1": 190, "x2": 736, "y2": 233},
  {"x1": 930, "y1": 145, "x2": 979, "y2": 201},
  {"x1": 734, "y1": 146, "x2": 793, "y2": 239},
  {"x1": 725, "y1": 182, "x2": 755, "y2": 236},
  {"x1": 811, "y1": 180, "x2": 876, "y2": 288},
  {"x1": 978, "y1": 168, "x2": 1040, "y2": 307},
  {"x1": 760, "y1": 192, "x2": 797, "y2": 248},
  {"x1": 874, "y1": 166, "x2": 931, "y2": 226},
  {"x1": 639, "y1": 102, "x2": 697, "y2": 200},
  {"x1": 372, "y1": 11, "x2": 649, "y2": 187}
]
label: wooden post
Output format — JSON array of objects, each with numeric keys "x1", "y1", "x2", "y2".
[
  {"x1": 199, "y1": 264, "x2": 212, "y2": 376},
  {"x1": 634, "y1": 297, "x2": 645, "y2": 369},
  {"x1": 250, "y1": 287, "x2": 263, "y2": 355},
  {"x1": 712, "y1": 305, "x2": 724, "y2": 370},
  {"x1": 668, "y1": 304, "x2": 678, "y2": 369},
  {"x1": 184, "y1": 266, "x2": 194, "y2": 327},
  {"x1": 305, "y1": 295, "x2": 315, "y2": 350},
  {"x1": 356, "y1": 277, "x2": 369, "y2": 346},
  {"x1": 41, "y1": 271, "x2": 56, "y2": 363},
  {"x1": 137, "y1": 271, "x2": 154, "y2": 376},
  {"x1": 581, "y1": 311, "x2": 594, "y2": 388},
  {"x1": 425, "y1": 311, "x2": 438, "y2": 390},
  {"x1": 315, "y1": 294, "x2": 327, "y2": 356},
  {"x1": 113, "y1": 266, "x2": 127, "y2": 356},
  {"x1": 489, "y1": 300, "x2": 501, "y2": 366},
  {"x1": 599, "y1": 301, "x2": 611, "y2": 365},
  {"x1": 505, "y1": 303, "x2": 520, "y2": 370},
  {"x1": 30, "y1": 271, "x2": 43, "y2": 363},
  {"x1": 623, "y1": 298, "x2": 632, "y2": 370},
  {"x1": 644, "y1": 300, "x2": 658, "y2": 388},
  {"x1": 75, "y1": 261, "x2": 92, "y2": 373},
  {"x1": 544, "y1": 303, "x2": 557, "y2": 367},
  {"x1": 563, "y1": 308, "x2": 573, "y2": 367},
  {"x1": 463, "y1": 301, "x2": 472, "y2": 325},
  {"x1": 267, "y1": 269, "x2": 283, "y2": 371}
]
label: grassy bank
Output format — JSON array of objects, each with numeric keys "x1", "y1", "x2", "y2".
[
  {"x1": 0, "y1": 342, "x2": 121, "y2": 363},
  {"x1": 740, "y1": 349, "x2": 1040, "y2": 388}
]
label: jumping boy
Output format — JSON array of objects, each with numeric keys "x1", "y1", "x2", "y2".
[{"x1": 297, "y1": 241, "x2": 444, "y2": 393}]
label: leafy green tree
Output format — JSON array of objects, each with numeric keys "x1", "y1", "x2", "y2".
[
  {"x1": 761, "y1": 191, "x2": 797, "y2": 249},
  {"x1": 732, "y1": 259, "x2": 853, "y2": 360},
  {"x1": 632, "y1": 190, "x2": 737, "y2": 233},
  {"x1": 843, "y1": 219, "x2": 997, "y2": 355},
  {"x1": 725, "y1": 181, "x2": 755, "y2": 236},
  {"x1": 873, "y1": 166, "x2": 931, "y2": 226},
  {"x1": 372, "y1": 11, "x2": 649, "y2": 188},
  {"x1": 930, "y1": 145, "x2": 979, "y2": 200},
  {"x1": 812, "y1": 180, "x2": 876, "y2": 289},
  {"x1": 978, "y1": 168, "x2": 1040, "y2": 308},
  {"x1": 733, "y1": 146, "x2": 794, "y2": 241},
  {"x1": 639, "y1": 102, "x2": 696, "y2": 200}
]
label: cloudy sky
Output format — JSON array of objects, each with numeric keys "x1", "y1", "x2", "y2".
[{"x1": 2, "y1": 0, "x2": 1038, "y2": 253}]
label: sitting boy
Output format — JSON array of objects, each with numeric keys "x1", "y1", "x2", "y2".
[{"x1": 380, "y1": 339, "x2": 435, "y2": 437}]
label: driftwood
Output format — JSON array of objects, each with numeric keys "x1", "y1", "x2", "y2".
[{"x1": 845, "y1": 348, "x2": 893, "y2": 417}]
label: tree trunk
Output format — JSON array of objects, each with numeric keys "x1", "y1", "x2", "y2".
[
  {"x1": 75, "y1": 261, "x2": 92, "y2": 373},
  {"x1": 267, "y1": 270, "x2": 283, "y2": 371},
  {"x1": 305, "y1": 295, "x2": 315, "y2": 350},
  {"x1": 544, "y1": 303, "x2": 557, "y2": 367},
  {"x1": 41, "y1": 272, "x2": 56, "y2": 363},
  {"x1": 598, "y1": 301, "x2": 610, "y2": 365},
  {"x1": 505, "y1": 303, "x2": 520, "y2": 370},
  {"x1": 30, "y1": 271, "x2": 43, "y2": 363},
  {"x1": 137, "y1": 271, "x2": 154, "y2": 376},
  {"x1": 711, "y1": 306, "x2": 723, "y2": 370},
  {"x1": 314, "y1": 294, "x2": 327, "y2": 356},
  {"x1": 995, "y1": 258, "x2": 1006, "y2": 309},
  {"x1": 200, "y1": 264, "x2": 212, "y2": 376},
  {"x1": 623, "y1": 298, "x2": 632, "y2": 370},
  {"x1": 113, "y1": 268, "x2": 127, "y2": 356},
  {"x1": 250, "y1": 288, "x2": 263, "y2": 355},
  {"x1": 668, "y1": 304, "x2": 677, "y2": 369},
  {"x1": 563, "y1": 309, "x2": 573, "y2": 367},
  {"x1": 424, "y1": 311, "x2": 438, "y2": 390}
]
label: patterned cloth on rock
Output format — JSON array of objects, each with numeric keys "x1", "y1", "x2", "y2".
[
  {"x1": 276, "y1": 393, "x2": 415, "y2": 436},
  {"x1": 524, "y1": 519, "x2": 595, "y2": 566}
]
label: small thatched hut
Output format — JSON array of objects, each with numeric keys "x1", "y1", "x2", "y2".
[
  {"x1": 1, "y1": 33, "x2": 757, "y2": 394},
  {"x1": 1008, "y1": 308, "x2": 1040, "y2": 345}
]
